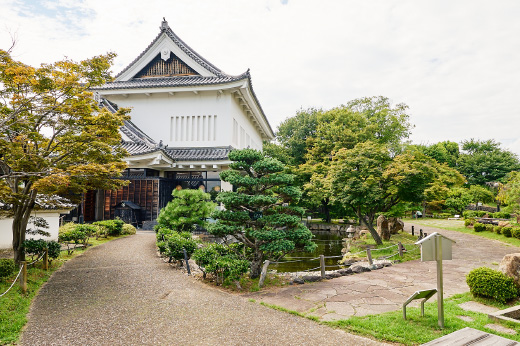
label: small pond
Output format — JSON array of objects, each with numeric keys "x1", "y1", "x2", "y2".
[{"x1": 270, "y1": 231, "x2": 346, "y2": 273}]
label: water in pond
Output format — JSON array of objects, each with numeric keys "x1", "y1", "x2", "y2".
[{"x1": 271, "y1": 231, "x2": 346, "y2": 273}]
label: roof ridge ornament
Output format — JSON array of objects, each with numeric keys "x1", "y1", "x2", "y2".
[{"x1": 160, "y1": 17, "x2": 169, "y2": 31}]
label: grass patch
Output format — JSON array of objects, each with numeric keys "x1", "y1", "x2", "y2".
[
  {"x1": 345, "y1": 231, "x2": 421, "y2": 263},
  {"x1": 406, "y1": 219, "x2": 520, "y2": 248},
  {"x1": 201, "y1": 272, "x2": 292, "y2": 293},
  {"x1": 0, "y1": 234, "x2": 129, "y2": 345},
  {"x1": 325, "y1": 292, "x2": 520, "y2": 345}
]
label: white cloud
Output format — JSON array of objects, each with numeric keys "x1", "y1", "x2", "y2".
[{"x1": 1, "y1": 0, "x2": 519, "y2": 155}]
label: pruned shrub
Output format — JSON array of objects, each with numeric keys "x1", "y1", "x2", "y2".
[
  {"x1": 512, "y1": 227, "x2": 520, "y2": 239},
  {"x1": 22, "y1": 239, "x2": 61, "y2": 262},
  {"x1": 466, "y1": 267, "x2": 518, "y2": 303},
  {"x1": 156, "y1": 228, "x2": 198, "y2": 263},
  {"x1": 93, "y1": 220, "x2": 124, "y2": 236},
  {"x1": 122, "y1": 223, "x2": 137, "y2": 235},
  {"x1": 502, "y1": 226, "x2": 513, "y2": 238},
  {"x1": 494, "y1": 226, "x2": 503, "y2": 234},
  {"x1": 463, "y1": 210, "x2": 476, "y2": 219},
  {"x1": 475, "y1": 211, "x2": 487, "y2": 217},
  {"x1": 485, "y1": 224, "x2": 494, "y2": 232},
  {"x1": 491, "y1": 212, "x2": 511, "y2": 219},
  {"x1": 0, "y1": 259, "x2": 16, "y2": 280},
  {"x1": 192, "y1": 243, "x2": 250, "y2": 284},
  {"x1": 473, "y1": 223, "x2": 486, "y2": 232},
  {"x1": 464, "y1": 218, "x2": 475, "y2": 227}
]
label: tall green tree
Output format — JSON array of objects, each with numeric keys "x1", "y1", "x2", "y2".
[
  {"x1": 328, "y1": 142, "x2": 463, "y2": 244},
  {"x1": 457, "y1": 139, "x2": 520, "y2": 185},
  {"x1": 301, "y1": 96, "x2": 413, "y2": 222},
  {"x1": 0, "y1": 49, "x2": 130, "y2": 264},
  {"x1": 467, "y1": 185, "x2": 495, "y2": 208},
  {"x1": 208, "y1": 149, "x2": 316, "y2": 279},
  {"x1": 413, "y1": 141, "x2": 459, "y2": 168},
  {"x1": 444, "y1": 187, "x2": 472, "y2": 215}
]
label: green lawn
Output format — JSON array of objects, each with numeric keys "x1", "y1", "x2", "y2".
[
  {"x1": 326, "y1": 292, "x2": 520, "y2": 345},
  {"x1": 405, "y1": 218, "x2": 520, "y2": 248},
  {"x1": 345, "y1": 231, "x2": 421, "y2": 263},
  {"x1": 0, "y1": 234, "x2": 129, "y2": 345}
]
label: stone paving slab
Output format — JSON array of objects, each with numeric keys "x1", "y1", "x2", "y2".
[
  {"x1": 21, "y1": 231, "x2": 384, "y2": 345},
  {"x1": 246, "y1": 223, "x2": 520, "y2": 321},
  {"x1": 459, "y1": 301, "x2": 500, "y2": 314}
]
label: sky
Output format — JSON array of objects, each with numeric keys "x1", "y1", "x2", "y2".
[{"x1": 1, "y1": 0, "x2": 519, "y2": 155}]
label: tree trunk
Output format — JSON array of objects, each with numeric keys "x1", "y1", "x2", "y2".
[
  {"x1": 12, "y1": 189, "x2": 37, "y2": 265},
  {"x1": 249, "y1": 251, "x2": 263, "y2": 279},
  {"x1": 322, "y1": 199, "x2": 331, "y2": 224},
  {"x1": 359, "y1": 215, "x2": 383, "y2": 245}
]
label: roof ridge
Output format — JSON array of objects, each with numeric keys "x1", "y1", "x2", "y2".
[{"x1": 115, "y1": 18, "x2": 228, "y2": 80}]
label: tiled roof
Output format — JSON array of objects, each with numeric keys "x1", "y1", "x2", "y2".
[
  {"x1": 166, "y1": 146, "x2": 233, "y2": 161},
  {"x1": 95, "y1": 73, "x2": 248, "y2": 91},
  {"x1": 121, "y1": 142, "x2": 232, "y2": 162},
  {"x1": 115, "y1": 19, "x2": 224, "y2": 80}
]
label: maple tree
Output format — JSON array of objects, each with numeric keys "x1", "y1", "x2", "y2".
[{"x1": 0, "y1": 49, "x2": 130, "y2": 263}]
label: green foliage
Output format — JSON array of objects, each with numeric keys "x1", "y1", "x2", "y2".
[
  {"x1": 498, "y1": 171, "x2": 520, "y2": 214},
  {"x1": 444, "y1": 187, "x2": 472, "y2": 214},
  {"x1": 485, "y1": 224, "x2": 494, "y2": 232},
  {"x1": 156, "y1": 189, "x2": 215, "y2": 233},
  {"x1": 458, "y1": 139, "x2": 520, "y2": 186},
  {"x1": 192, "y1": 243, "x2": 250, "y2": 283},
  {"x1": 466, "y1": 267, "x2": 518, "y2": 303},
  {"x1": 491, "y1": 211, "x2": 511, "y2": 219},
  {"x1": 413, "y1": 141, "x2": 460, "y2": 168},
  {"x1": 0, "y1": 259, "x2": 15, "y2": 279},
  {"x1": 21, "y1": 239, "x2": 60, "y2": 262},
  {"x1": 464, "y1": 218, "x2": 475, "y2": 227},
  {"x1": 121, "y1": 223, "x2": 136, "y2": 235},
  {"x1": 473, "y1": 223, "x2": 486, "y2": 232},
  {"x1": 0, "y1": 50, "x2": 131, "y2": 263},
  {"x1": 156, "y1": 228, "x2": 197, "y2": 261},
  {"x1": 494, "y1": 226, "x2": 502, "y2": 234},
  {"x1": 208, "y1": 148, "x2": 316, "y2": 279},
  {"x1": 502, "y1": 226, "x2": 513, "y2": 237},
  {"x1": 512, "y1": 227, "x2": 520, "y2": 239},
  {"x1": 59, "y1": 228, "x2": 88, "y2": 244},
  {"x1": 93, "y1": 220, "x2": 124, "y2": 236},
  {"x1": 468, "y1": 185, "x2": 495, "y2": 206}
]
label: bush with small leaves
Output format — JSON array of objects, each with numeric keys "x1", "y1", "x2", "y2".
[
  {"x1": 502, "y1": 226, "x2": 513, "y2": 237},
  {"x1": 473, "y1": 223, "x2": 486, "y2": 232},
  {"x1": 491, "y1": 212, "x2": 511, "y2": 219},
  {"x1": 156, "y1": 228, "x2": 198, "y2": 262},
  {"x1": 485, "y1": 224, "x2": 494, "y2": 232},
  {"x1": 93, "y1": 220, "x2": 124, "y2": 236},
  {"x1": 463, "y1": 210, "x2": 477, "y2": 219},
  {"x1": 466, "y1": 267, "x2": 518, "y2": 303},
  {"x1": 494, "y1": 226, "x2": 502, "y2": 234},
  {"x1": 22, "y1": 239, "x2": 48, "y2": 261},
  {"x1": 512, "y1": 227, "x2": 520, "y2": 239},
  {"x1": 464, "y1": 218, "x2": 475, "y2": 227},
  {"x1": 192, "y1": 243, "x2": 250, "y2": 284},
  {"x1": 122, "y1": 223, "x2": 137, "y2": 235},
  {"x1": 0, "y1": 259, "x2": 16, "y2": 280}
]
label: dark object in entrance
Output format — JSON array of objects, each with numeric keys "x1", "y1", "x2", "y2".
[{"x1": 114, "y1": 201, "x2": 142, "y2": 227}]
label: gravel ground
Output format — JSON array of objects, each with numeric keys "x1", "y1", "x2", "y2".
[{"x1": 21, "y1": 231, "x2": 385, "y2": 346}]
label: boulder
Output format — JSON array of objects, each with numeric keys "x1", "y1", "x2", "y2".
[
  {"x1": 376, "y1": 215, "x2": 391, "y2": 241},
  {"x1": 351, "y1": 265, "x2": 371, "y2": 273},
  {"x1": 388, "y1": 217, "x2": 404, "y2": 234},
  {"x1": 499, "y1": 253, "x2": 520, "y2": 287},
  {"x1": 327, "y1": 272, "x2": 342, "y2": 278},
  {"x1": 337, "y1": 268, "x2": 353, "y2": 276},
  {"x1": 370, "y1": 263, "x2": 384, "y2": 270},
  {"x1": 302, "y1": 275, "x2": 322, "y2": 282},
  {"x1": 292, "y1": 277, "x2": 305, "y2": 285},
  {"x1": 499, "y1": 221, "x2": 511, "y2": 227}
]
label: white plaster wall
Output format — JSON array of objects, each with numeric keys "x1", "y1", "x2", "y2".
[
  {"x1": 0, "y1": 211, "x2": 62, "y2": 249},
  {"x1": 106, "y1": 91, "x2": 238, "y2": 148},
  {"x1": 229, "y1": 96, "x2": 263, "y2": 150}
]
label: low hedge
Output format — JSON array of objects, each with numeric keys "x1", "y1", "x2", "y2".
[
  {"x1": 192, "y1": 243, "x2": 250, "y2": 283},
  {"x1": 473, "y1": 223, "x2": 486, "y2": 232},
  {"x1": 0, "y1": 259, "x2": 15, "y2": 280},
  {"x1": 466, "y1": 267, "x2": 518, "y2": 303},
  {"x1": 502, "y1": 226, "x2": 513, "y2": 237},
  {"x1": 156, "y1": 228, "x2": 198, "y2": 262},
  {"x1": 93, "y1": 220, "x2": 124, "y2": 236}
]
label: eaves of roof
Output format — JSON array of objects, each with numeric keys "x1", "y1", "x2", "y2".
[{"x1": 94, "y1": 73, "x2": 248, "y2": 91}]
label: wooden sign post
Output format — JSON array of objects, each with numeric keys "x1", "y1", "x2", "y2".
[{"x1": 416, "y1": 232, "x2": 456, "y2": 329}]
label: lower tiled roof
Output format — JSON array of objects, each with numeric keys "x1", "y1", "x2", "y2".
[
  {"x1": 94, "y1": 74, "x2": 247, "y2": 91},
  {"x1": 166, "y1": 146, "x2": 232, "y2": 161}
]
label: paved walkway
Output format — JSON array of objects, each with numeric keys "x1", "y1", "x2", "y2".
[
  {"x1": 21, "y1": 231, "x2": 383, "y2": 346},
  {"x1": 246, "y1": 222, "x2": 520, "y2": 321}
]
